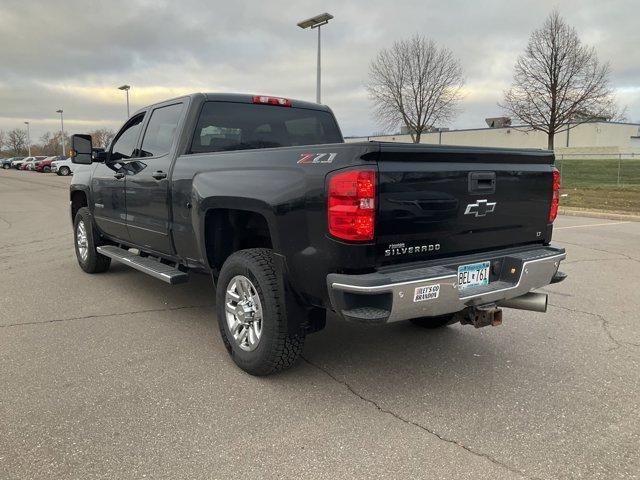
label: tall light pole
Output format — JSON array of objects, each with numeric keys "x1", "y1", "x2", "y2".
[
  {"x1": 24, "y1": 121, "x2": 31, "y2": 156},
  {"x1": 297, "y1": 13, "x2": 333, "y2": 104},
  {"x1": 56, "y1": 109, "x2": 65, "y2": 157},
  {"x1": 118, "y1": 84, "x2": 131, "y2": 117}
]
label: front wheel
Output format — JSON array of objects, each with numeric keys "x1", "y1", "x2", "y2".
[
  {"x1": 216, "y1": 248, "x2": 305, "y2": 376},
  {"x1": 43, "y1": 166, "x2": 51, "y2": 173},
  {"x1": 73, "y1": 207, "x2": 111, "y2": 273},
  {"x1": 410, "y1": 314, "x2": 456, "y2": 329},
  {"x1": 2, "y1": 164, "x2": 9, "y2": 169},
  {"x1": 59, "y1": 166, "x2": 71, "y2": 176}
]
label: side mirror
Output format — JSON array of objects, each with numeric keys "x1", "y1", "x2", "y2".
[
  {"x1": 71, "y1": 134, "x2": 93, "y2": 164},
  {"x1": 93, "y1": 148, "x2": 107, "y2": 162}
]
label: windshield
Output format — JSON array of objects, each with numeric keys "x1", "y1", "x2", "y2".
[{"x1": 190, "y1": 101, "x2": 342, "y2": 153}]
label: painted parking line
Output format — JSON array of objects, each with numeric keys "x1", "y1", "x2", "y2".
[{"x1": 555, "y1": 221, "x2": 631, "y2": 230}]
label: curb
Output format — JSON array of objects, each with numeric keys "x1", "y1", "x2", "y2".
[{"x1": 559, "y1": 207, "x2": 640, "y2": 222}]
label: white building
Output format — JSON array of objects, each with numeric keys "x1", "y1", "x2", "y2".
[{"x1": 346, "y1": 121, "x2": 640, "y2": 155}]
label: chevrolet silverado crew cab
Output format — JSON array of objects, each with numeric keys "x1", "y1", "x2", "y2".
[{"x1": 69, "y1": 93, "x2": 566, "y2": 376}]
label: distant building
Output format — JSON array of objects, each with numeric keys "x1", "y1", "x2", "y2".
[
  {"x1": 485, "y1": 117, "x2": 511, "y2": 128},
  {"x1": 399, "y1": 125, "x2": 449, "y2": 135},
  {"x1": 346, "y1": 120, "x2": 640, "y2": 154}
]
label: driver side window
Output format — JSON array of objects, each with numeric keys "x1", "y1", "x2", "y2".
[{"x1": 110, "y1": 114, "x2": 144, "y2": 161}]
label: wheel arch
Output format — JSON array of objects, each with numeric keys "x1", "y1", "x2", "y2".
[
  {"x1": 70, "y1": 188, "x2": 88, "y2": 222},
  {"x1": 202, "y1": 206, "x2": 277, "y2": 274}
]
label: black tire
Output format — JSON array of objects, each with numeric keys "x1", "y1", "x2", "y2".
[
  {"x1": 73, "y1": 207, "x2": 111, "y2": 273},
  {"x1": 2, "y1": 164, "x2": 9, "y2": 169},
  {"x1": 410, "y1": 314, "x2": 456, "y2": 329},
  {"x1": 216, "y1": 248, "x2": 305, "y2": 376},
  {"x1": 43, "y1": 166, "x2": 51, "y2": 173},
  {"x1": 59, "y1": 166, "x2": 71, "y2": 176}
]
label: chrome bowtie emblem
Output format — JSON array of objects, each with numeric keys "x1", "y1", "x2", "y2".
[{"x1": 464, "y1": 199, "x2": 497, "y2": 217}]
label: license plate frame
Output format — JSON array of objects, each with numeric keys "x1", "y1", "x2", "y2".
[{"x1": 457, "y1": 261, "x2": 490, "y2": 291}]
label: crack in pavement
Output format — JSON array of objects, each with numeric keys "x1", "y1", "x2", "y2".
[
  {"x1": 301, "y1": 355, "x2": 540, "y2": 480},
  {"x1": 0, "y1": 304, "x2": 214, "y2": 329},
  {"x1": 0, "y1": 214, "x2": 12, "y2": 228},
  {"x1": 548, "y1": 303, "x2": 638, "y2": 351},
  {"x1": 564, "y1": 257, "x2": 628, "y2": 265},
  {"x1": 554, "y1": 240, "x2": 640, "y2": 264}
]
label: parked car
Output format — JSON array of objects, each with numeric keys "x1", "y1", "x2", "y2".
[
  {"x1": 11, "y1": 157, "x2": 31, "y2": 169},
  {"x1": 16, "y1": 156, "x2": 45, "y2": 170},
  {"x1": 2, "y1": 157, "x2": 21, "y2": 169},
  {"x1": 29, "y1": 156, "x2": 47, "y2": 170},
  {"x1": 51, "y1": 157, "x2": 76, "y2": 176},
  {"x1": 35, "y1": 156, "x2": 66, "y2": 173},
  {"x1": 68, "y1": 92, "x2": 566, "y2": 376}
]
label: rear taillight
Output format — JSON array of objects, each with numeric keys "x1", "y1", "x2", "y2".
[
  {"x1": 252, "y1": 95, "x2": 292, "y2": 107},
  {"x1": 549, "y1": 168, "x2": 561, "y2": 222},
  {"x1": 328, "y1": 169, "x2": 376, "y2": 241}
]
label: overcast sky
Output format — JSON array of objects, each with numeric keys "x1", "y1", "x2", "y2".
[{"x1": 0, "y1": 0, "x2": 638, "y2": 141}]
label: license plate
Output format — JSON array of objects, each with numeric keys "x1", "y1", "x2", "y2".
[{"x1": 457, "y1": 261, "x2": 490, "y2": 291}]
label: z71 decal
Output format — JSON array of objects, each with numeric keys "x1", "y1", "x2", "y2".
[{"x1": 297, "y1": 152, "x2": 337, "y2": 164}]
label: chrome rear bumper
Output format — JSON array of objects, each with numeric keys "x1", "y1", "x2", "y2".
[{"x1": 327, "y1": 246, "x2": 566, "y2": 324}]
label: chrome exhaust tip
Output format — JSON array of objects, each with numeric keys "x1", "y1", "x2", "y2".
[{"x1": 498, "y1": 292, "x2": 548, "y2": 313}]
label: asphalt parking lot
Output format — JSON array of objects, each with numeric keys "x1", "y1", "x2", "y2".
[{"x1": 1, "y1": 169, "x2": 638, "y2": 480}]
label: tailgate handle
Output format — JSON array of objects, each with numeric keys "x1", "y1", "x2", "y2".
[{"x1": 468, "y1": 172, "x2": 496, "y2": 194}]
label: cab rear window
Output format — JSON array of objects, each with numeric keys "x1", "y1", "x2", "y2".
[{"x1": 190, "y1": 101, "x2": 342, "y2": 153}]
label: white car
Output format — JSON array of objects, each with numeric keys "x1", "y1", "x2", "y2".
[
  {"x1": 51, "y1": 158, "x2": 76, "y2": 176},
  {"x1": 23, "y1": 156, "x2": 47, "y2": 170},
  {"x1": 12, "y1": 156, "x2": 45, "y2": 169},
  {"x1": 11, "y1": 156, "x2": 33, "y2": 168}
]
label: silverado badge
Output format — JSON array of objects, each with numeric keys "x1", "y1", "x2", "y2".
[{"x1": 385, "y1": 242, "x2": 441, "y2": 257}]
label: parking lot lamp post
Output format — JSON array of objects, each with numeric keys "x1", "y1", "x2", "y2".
[
  {"x1": 56, "y1": 109, "x2": 65, "y2": 156},
  {"x1": 297, "y1": 13, "x2": 333, "y2": 104},
  {"x1": 24, "y1": 121, "x2": 31, "y2": 156},
  {"x1": 118, "y1": 85, "x2": 131, "y2": 117}
]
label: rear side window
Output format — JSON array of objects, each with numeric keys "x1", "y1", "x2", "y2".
[
  {"x1": 190, "y1": 101, "x2": 342, "y2": 153},
  {"x1": 140, "y1": 103, "x2": 184, "y2": 157}
]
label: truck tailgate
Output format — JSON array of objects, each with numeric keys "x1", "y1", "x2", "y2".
[{"x1": 375, "y1": 144, "x2": 555, "y2": 265}]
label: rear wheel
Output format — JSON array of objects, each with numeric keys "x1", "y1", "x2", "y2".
[
  {"x1": 73, "y1": 207, "x2": 111, "y2": 273},
  {"x1": 410, "y1": 314, "x2": 456, "y2": 329},
  {"x1": 2, "y1": 164, "x2": 9, "y2": 169},
  {"x1": 216, "y1": 248, "x2": 305, "y2": 376},
  {"x1": 43, "y1": 166, "x2": 51, "y2": 173},
  {"x1": 59, "y1": 166, "x2": 71, "y2": 176}
]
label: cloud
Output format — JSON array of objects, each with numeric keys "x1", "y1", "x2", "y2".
[{"x1": 0, "y1": 0, "x2": 638, "y2": 141}]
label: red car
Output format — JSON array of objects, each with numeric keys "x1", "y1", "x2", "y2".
[
  {"x1": 20, "y1": 156, "x2": 46, "y2": 170},
  {"x1": 35, "y1": 156, "x2": 66, "y2": 172}
]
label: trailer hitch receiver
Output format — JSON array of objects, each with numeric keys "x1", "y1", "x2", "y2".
[{"x1": 455, "y1": 304, "x2": 502, "y2": 328}]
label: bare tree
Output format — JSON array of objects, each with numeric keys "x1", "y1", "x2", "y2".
[
  {"x1": 39, "y1": 131, "x2": 71, "y2": 156},
  {"x1": 89, "y1": 129, "x2": 116, "y2": 149},
  {"x1": 0, "y1": 130, "x2": 6, "y2": 153},
  {"x1": 501, "y1": 11, "x2": 618, "y2": 150},
  {"x1": 367, "y1": 35, "x2": 464, "y2": 143},
  {"x1": 7, "y1": 129, "x2": 27, "y2": 155}
]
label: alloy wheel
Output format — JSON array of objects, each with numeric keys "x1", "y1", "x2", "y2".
[
  {"x1": 76, "y1": 220, "x2": 89, "y2": 262},
  {"x1": 224, "y1": 275, "x2": 263, "y2": 351}
]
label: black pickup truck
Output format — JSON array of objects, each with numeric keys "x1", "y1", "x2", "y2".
[{"x1": 69, "y1": 93, "x2": 566, "y2": 375}]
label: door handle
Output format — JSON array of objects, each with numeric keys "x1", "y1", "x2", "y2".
[
  {"x1": 152, "y1": 171, "x2": 167, "y2": 180},
  {"x1": 113, "y1": 172, "x2": 125, "y2": 179},
  {"x1": 468, "y1": 172, "x2": 496, "y2": 194}
]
